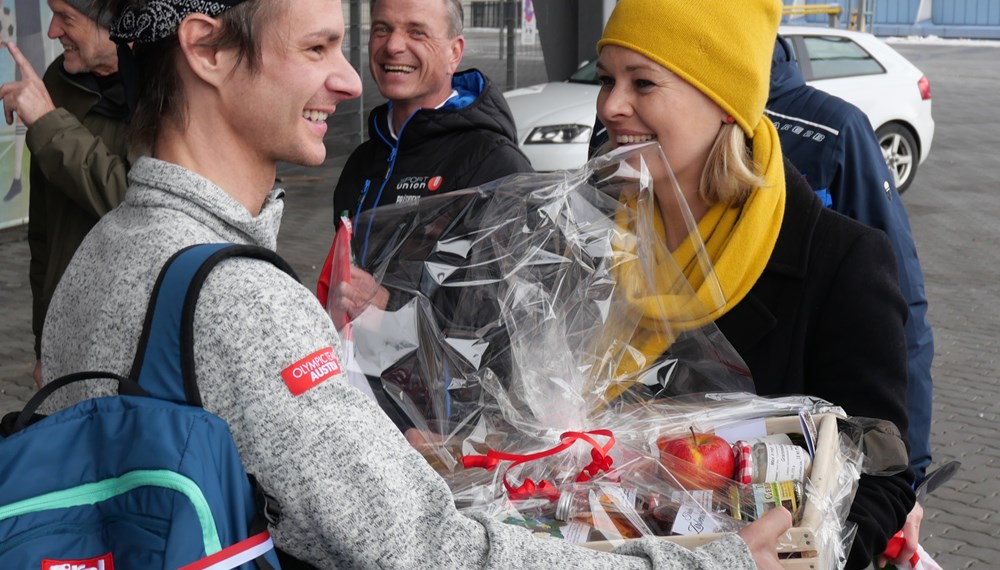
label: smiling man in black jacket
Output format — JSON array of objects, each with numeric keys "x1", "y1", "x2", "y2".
[
  {"x1": 319, "y1": 0, "x2": 532, "y2": 305},
  {"x1": 315, "y1": 0, "x2": 532, "y2": 450}
]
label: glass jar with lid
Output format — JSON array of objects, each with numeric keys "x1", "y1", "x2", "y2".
[{"x1": 733, "y1": 434, "x2": 812, "y2": 484}]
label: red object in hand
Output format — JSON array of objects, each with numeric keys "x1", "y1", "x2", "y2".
[
  {"x1": 317, "y1": 216, "x2": 353, "y2": 330},
  {"x1": 883, "y1": 530, "x2": 920, "y2": 567},
  {"x1": 316, "y1": 240, "x2": 335, "y2": 309},
  {"x1": 656, "y1": 430, "x2": 735, "y2": 489}
]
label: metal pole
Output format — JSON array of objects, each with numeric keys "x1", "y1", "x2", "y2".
[
  {"x1": 349, "y1": 0, "x2": 364, "y2": 139},
  {"x1": 498, "y1": 3, "x2": 505, "y2": 60},
  {"x1": 506, "y1": 0, "x2": 517, "y2": 89}
]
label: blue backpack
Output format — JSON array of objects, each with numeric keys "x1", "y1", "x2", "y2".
[{"x1": 0, "y1": 244, "x2": 291, "y2": 570}]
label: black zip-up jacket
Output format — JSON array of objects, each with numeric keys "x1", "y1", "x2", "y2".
[
  {"x1": 323, "y1": 69, "x2": 532, "y2": 432},
  {"x1": 332, "y1": 69, "x2": 532, "y2": 263}
]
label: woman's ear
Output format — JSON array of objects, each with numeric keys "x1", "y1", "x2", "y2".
[{"x1": 176, "y1": 13, "x2": 231, "y2": 86}]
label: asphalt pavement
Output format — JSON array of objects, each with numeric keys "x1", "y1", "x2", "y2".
[
  {"x1": 1, "y1": 41, "x2": 997, "y2": 568},
  {"x1": 885, "y1": 42, "x2": 1000, "y2": 569}
]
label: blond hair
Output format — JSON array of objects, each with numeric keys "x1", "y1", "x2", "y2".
[{"x1": 699, "y1": 123, "x2": 765, "y2": 207}]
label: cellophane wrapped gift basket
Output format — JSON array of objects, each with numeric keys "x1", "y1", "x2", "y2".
[{"x1": 328, "y1": 144, "x2": 882, "y2": 569}]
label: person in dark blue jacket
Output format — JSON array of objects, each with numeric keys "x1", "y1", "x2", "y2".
[{"x1": 767, "y1": 35, "x2": 934, "y2": 485}]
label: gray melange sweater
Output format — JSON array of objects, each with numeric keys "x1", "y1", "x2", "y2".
[{"x1": 42, "y1": 157, "x2": 756, "y2": 569}]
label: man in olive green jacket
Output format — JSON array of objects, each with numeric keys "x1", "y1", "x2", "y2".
[{"x1": 0, "y1": 0, "x2": 130, "y2": 386}]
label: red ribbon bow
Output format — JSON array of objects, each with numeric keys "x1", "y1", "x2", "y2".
[{"x1": 460, "y1": 430, "x2": 616, "y2": 502}]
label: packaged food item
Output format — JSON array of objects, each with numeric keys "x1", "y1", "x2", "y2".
[
  {"x1": 550, "y1": 484, "x2": 734, "y2": 543},
  {"x1": 554, "y1": 485, "x2": 652, "y2": 541},
  {"x1": 733, "y1": 437, "x2": 812, "y2": 484},
  {"x1": 643, "y1": 489, "x2": 737, "y2": 537},
  {"x1": 727, "y1": 480, "x2": 805, "y2": 524}
]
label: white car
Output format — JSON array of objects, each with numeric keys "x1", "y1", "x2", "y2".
[{"x1": 504, "y1": 26, "x2": 934, "y2": 192}]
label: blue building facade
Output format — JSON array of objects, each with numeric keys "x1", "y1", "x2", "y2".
[{"x1": 783, "y1": 0, "x2": 1000, "y2": 40}]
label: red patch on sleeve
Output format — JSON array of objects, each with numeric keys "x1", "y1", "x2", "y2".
[
  {"x1": 281, "y1": 347, "x2": 342, "y2": 396},
  {"x1": 43, "y1": 553, "x2": 115, "y2": 570}
]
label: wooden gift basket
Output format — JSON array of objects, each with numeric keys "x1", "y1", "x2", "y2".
[{"x1": 582, "y1": 413, "x2": 848, "y2": 570}]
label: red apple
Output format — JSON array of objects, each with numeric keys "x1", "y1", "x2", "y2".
[{"x1": 656, "y1": 429, "x2": 735, "y2": 490}]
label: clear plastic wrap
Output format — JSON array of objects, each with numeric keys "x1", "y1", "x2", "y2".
[{"x1": 329, "y1": 144, "x2": 870, "y2": 568}]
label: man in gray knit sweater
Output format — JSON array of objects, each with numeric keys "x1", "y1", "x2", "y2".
[{"x1": 41, "y1": 0, "x2": 789, "y2": 567}]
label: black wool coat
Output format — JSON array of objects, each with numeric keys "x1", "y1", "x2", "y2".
[{"x1": 716, "y1": 160, "x2": 915, "y2": 569}]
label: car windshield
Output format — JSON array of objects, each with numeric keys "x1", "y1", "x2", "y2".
[{"x1": 568, "y1": 59, "x2": 600, "y2": 84}]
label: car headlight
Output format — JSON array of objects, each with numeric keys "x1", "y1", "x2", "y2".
[{"x1": 524, "y1": 124, "x2": 592, "y2": 144}]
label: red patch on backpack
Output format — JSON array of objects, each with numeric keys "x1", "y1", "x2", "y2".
[
  {"x1": 281, "y1": 347, "x2": 342, "y2": 396},
  {"x1": 42, "y1": 552, "x2": 115, "y2": 570}
]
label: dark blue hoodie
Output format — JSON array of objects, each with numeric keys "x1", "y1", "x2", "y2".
[{"x1": 768, "y1": 35, "x2": 934, "y2": 484}]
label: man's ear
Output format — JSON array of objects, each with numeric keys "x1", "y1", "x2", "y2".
[
  {"x1": 176, "y1": 13, "x2": 232, "y2": 86},
  {"x1": 447, "y1": 35, "x2": 465, "y2": 74}
]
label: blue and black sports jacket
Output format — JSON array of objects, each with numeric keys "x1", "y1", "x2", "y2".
[{"x1": 768, "y1": 35, "x2": 934, "y2": 475}]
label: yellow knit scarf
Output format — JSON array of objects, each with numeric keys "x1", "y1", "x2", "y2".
[{"x1": 600, "y1": 120, "x2": 786, "y2": 397}]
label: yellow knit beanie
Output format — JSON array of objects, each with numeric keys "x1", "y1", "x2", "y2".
[{"x1": 597, "y1": 0, "x2": 782, "y2": 138}]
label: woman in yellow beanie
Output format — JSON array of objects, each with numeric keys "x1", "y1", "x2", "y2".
[{"x1": 595, "y1": 0, "x2": 915, "y2": 568}]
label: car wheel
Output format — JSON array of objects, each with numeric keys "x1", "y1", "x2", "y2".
[{"x1": 877, "y1": 123, "x2": 919, "y2": 194}]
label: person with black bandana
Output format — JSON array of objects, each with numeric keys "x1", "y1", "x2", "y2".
[{"x1": 0, "y1": 0, "x2": 131, "y2": 389}]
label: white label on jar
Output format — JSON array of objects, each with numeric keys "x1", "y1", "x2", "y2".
[
  {"x1": 671, "y1": 504, "x2": 723, "y2": 536},
  {"x1": 749, "y1": 481, "x2": 800, "y2": 518},
  {"x1": 763, "y1": 442, "x2": 811, "y2": 482}
]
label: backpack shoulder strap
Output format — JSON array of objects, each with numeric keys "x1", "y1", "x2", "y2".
[{"x1": 128, "y1": 243, "x2": 299, "y2": 405}]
